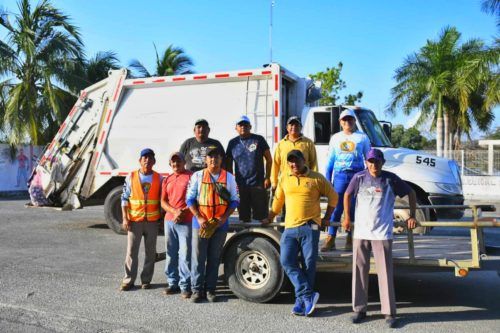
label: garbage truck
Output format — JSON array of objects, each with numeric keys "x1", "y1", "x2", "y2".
[{"x1": 34, "y1": 63, "x2": 464, "y2": 234}]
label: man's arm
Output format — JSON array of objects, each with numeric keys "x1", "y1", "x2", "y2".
[
  {"x1": 342, "y1": 192, "x2": 353, "y2": 231},
  {"x1": 186, "y1": 172, "x2": 208, "y2": 228},
  {"x1": 263, "y1": 149, "x2": 272, "y2": 189},
  {"x1": 121, "y1": 175, "x2": 132, "y2": 231},
  {"x1": 270, "y1": 145, "x2": 281, "y2": 189},
  {"x1": 309, "y1": 142, "x2": 318, "y2": 172},
  {"x1": 406, "y1": 188, "x2": 417, "y2": 229},
  {"x1": 262, "y1": 178, "x2": 285, "y2": 224}
]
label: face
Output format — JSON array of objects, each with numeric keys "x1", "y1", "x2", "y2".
[
  {"x1": 367, "y1": 158, "x2": 384, "y2": 175},
  {"x1": 340, "y1": 116, "x2": 356, "y2": 132},
  {"x1": 206, "y1": 153, "x2": 222, "y2": 170},
  {"x1": 169, "y1": 156, "x2": 186, "y2": 173},
  {"x1": 236, "y1": 122, "x2": 251, "y2": 136},
  {"x1": 286, "y1": 122, "x2": 302, "y2": 136},
  {"x1": 194, "y1": 124, "x2": 210, "y2": 141},
  {"x1": 287, "y1": 156, "x2": 305, "y2": 175},
  {"x1": 139, "y1": 154, "x2": 155, "y2": 172}
]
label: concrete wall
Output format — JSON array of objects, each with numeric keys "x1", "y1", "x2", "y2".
[{"x1": 462, "y1": 175, "x2": 500, "y2": 202}]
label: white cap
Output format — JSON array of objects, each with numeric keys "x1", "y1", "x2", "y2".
[
  {"x1": 236, "y1": 115, "x2": 251, "y2": 125},
  {"x1": 339, "y1": 109, "x2": 356, "y2": 120}
]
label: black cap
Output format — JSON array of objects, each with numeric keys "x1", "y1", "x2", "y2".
[
  {"x1": 287, "y1": 149, "x2": 305, "y2": 161},
  {"x1": 206, "y1": 145, "x2": 222, "y2": 157},
  {"x1": 195, "y1": 119, "x2": 209, "y2": 126},
  {"x1": 286, "y1": 116, "x2": 301, "y2": 126}
]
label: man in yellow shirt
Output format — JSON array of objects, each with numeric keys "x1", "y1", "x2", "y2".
[
  {"x1": 263, "y1": 150, "x2": 337, "y2": 317},
  {"x1": 270, "y1": 116, "x2": 318, "y2": 190}
]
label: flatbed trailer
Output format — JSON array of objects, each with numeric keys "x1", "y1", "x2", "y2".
[{"x1": 219, "y1": 204, "x2": 499, "y2": 303}]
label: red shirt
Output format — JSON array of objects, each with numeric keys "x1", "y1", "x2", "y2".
[{"x1": 161, "y1": 170, "x2": 193, "y2": 223}]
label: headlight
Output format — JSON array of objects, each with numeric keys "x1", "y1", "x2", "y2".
[{"x1": 435, "y1": 182, "x2": 462, "y2": 194}]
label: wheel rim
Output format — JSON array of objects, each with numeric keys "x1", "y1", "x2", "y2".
[{"x1": 235, "y1": 250, "x2": 271, "y2": 289}]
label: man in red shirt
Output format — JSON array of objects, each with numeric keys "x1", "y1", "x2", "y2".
[{"x1": 161, "y1": 152, "x2": 193, "y2": 299}]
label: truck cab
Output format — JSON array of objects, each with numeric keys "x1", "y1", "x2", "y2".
[{"x1": 301, "y1": 105, "x2": 464, "y2": 220}]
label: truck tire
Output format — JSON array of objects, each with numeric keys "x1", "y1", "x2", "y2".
[
  {"x1": 104, "y1": 186, "x2": 126, "y2": 235},
  {"x1": 394, "y1": 197, "x2": 428, "y2": 235},
  {"x1": 224, "y1": 236, "x2": 284, "y2": 303}
]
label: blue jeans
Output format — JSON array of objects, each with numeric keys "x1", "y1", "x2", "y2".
[
  {"x1": 328, "y1": 171, "x2": 357, "y2": 236},
  {"x1": 191, "y1": 228, "x2": 227, "y2": 293},
  {"x1": 280, "y1": 222, "x2": 320, "y2": 299},
  {"x1": 165, "y1": 221, "x2": 192, "y2": 291}
]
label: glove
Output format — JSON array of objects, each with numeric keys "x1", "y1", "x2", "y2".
[{"x1": 199, "y1": 218, "x2": 220, "y2": 239}]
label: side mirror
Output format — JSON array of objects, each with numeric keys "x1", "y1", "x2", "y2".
[{"x1": 380, "y1": 121, "x2": 392, "y2": 141}]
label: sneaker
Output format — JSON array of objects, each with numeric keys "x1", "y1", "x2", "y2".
[
  {"x1": 181, "y1": 290, "x2": 192, "y2": 299},
  {"x1": 119, "y1": 283, "x2": 133, "y2": 291},
  {"x1": 320, "y1": 236, "x2": 336, "y2": 252},
  {"x1": 385, "y1": 315, "x2": 398, "y2": 328},
  {"x1": 206, "y1": 291, "x2": 217, "y2": 303},
  {"x1": 141, "y1": 283, "x2": 151, "y2": 290},
  {"x1": 291, "y1": 297, "x2": 305, "y2": 316},
  {"x1": 351, "y1": 312, "x2": 367, "y2": 324},
  {"x1": 304, "y1": 292, "x2": 320, "y2": 316},
  {"x1": 163, "y1": 285, "x2": 180, "y2": 295},
  {"x1": 344, "y1": 233, "x2": 353, "y2": 251},
  {"x1": 191, "y1": 291, "x2": 203, "y2": 303}
]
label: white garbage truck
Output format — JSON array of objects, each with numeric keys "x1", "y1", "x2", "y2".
[{"x1": 34, "y1": 63, "x2": 464, "y2": 234}]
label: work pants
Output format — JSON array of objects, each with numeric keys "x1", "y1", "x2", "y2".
[{"x1": 123, "y1": 221, "x2": 158, "y2": 285}]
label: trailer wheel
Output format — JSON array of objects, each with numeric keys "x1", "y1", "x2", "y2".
[
  {"x1": 394, "y1": 197, "x2": 428, "y2": 235},
  {"x1": 104, "y1": 186, "x2": 126, "y2": 235},
  {"x1": 224, "y1": 236, "x2": 284, "y2": 303}
]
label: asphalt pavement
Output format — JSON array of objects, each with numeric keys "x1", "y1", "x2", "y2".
[{"x1": 0, "y1": 199, "x2": 499, "y2": 332}]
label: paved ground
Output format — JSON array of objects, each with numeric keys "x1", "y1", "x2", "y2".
[{"x1": 0, "y1": 199, "x2": 499, "y2": 332}]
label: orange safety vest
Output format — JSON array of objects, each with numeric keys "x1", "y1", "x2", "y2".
[
  {"x1": 198, "y1": 169, "x2": 229, "y2": 221},
  {"x1": 127, "y1": 170, "x2": 161, "y2": 222}
]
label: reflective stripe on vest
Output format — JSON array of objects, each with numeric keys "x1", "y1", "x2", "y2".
[
  {"x1": 198, "y1": 169, "x2": 229, "y2": 220},
  {"x1": 128, "y1": 170, "x2": 161, "y2": 222}
]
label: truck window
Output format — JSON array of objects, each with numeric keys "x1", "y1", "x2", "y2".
[
  {"x1": 355, "y1": 109, "x2": 392, "y2": 147},
  {"x1": 314, "y1": 112, "x2": 331, "y2": 145}
]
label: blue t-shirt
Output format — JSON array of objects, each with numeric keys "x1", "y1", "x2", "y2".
[
  {"x1": 325, "y1": 131, "x2": 371, "y2": 182},
  {"x1": 346, "y1": 170, "x2": 411, "y2": 240},
  {"x1": 226, "y1": 134, "x2": 270, "y2": 187}
]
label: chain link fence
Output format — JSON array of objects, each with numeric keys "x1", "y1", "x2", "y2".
[{"x1": 421, "y1": 150, "x2": 500, "y2": 176}]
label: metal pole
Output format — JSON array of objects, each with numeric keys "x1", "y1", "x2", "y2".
[{"x1": 269, "y1": 0, "x2": 274, "y2": 63}]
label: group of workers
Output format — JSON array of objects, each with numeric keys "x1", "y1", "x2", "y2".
[{"x1": 119, "y1": 110, "x2": 418, "y2": 328}]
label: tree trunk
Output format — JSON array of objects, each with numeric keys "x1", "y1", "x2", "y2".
[
  {"x1": 443, "y1": 111, "x2": 449, "y2": 158},
  {"x1": 436, "y1": 95, "x2": 444, "y2": 157}
]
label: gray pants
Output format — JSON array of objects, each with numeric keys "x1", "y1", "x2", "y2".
[
  {"x1": 352, "y1": 239, "x2": 396, "y2": 316},
  {"x1": 123, "y1": 222, "x2": 158, "y2": 285}
]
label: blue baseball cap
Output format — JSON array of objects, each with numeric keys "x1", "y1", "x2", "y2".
[
  {"x1": 366, "y1": 148, "x2": 385, "y2": 162},
  {"x1": 236, "y1": 115, "x2": 251, "y2": 125},
  {"x1": 140, "y1": 148, "x2": 155, "y2": 158}
]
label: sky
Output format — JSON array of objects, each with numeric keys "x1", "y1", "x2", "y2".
[{"x1": 2, "y1": 0, "x2": 499, "y2": 136}]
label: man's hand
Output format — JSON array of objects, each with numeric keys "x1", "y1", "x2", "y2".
[
  {"x1": 264, "y1": 178, "x2": 271, "y2": 189},
  {"x1": 261, "y1": 217, "x2": 272, "y2": 225},
  {"x1": 197, "y1": 215, "x2": 208, "y2": 229},
  {"x1": 320, "y1": 218, "x2": 330, "y2": 230},
  {"x1": 342, "y1": 216, "x2": 351, "y2": 232},
  {"x1": 406, "y1": 217, "x2": 417, "y2": 230},
  {"x1": 122, "y1": 218, "x2": 131, "y2": 231}
]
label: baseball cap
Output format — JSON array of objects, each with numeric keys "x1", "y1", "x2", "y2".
[
  {"x1": 236, "y1": 115, "x2": 251, "y2": 126},
  {"x1": 366, "y1": 148, "x2": 385, "y2": 162},
  {"x1": 339, "y1": 109, "x2": 356, "y2": 120},
  {"x1": 140, "y1": 148, "x2": 155, "y2": 158},
  {"x1": 286, "y1": 116, "x2": 302, "y2": 126},
  {"x1": 194, "y1": 119, "x2": 209, "y2": 126},
  {"x1": 287, "y1": 149, "x2": 305, "y2": 161},
  {"x1": 206, "y1": 145, "x2": 223, "y2": 157},
  {"x1": 169, "y1": 151, "x2": 185, "y2": 161}
]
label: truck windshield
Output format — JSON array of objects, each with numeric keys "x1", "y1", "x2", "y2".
[{"x1": 354, "y1": 109, "x2": 392, "y2": 147}]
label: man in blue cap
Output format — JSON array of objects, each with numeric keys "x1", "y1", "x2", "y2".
[
  {"x1": 120, "y1": 148, "x2": 162, "y2": 291},
  {"x1": 226, "y1": 115, "x2": 272, "y2": 222},
  {"x1": 343, "y1": 148, "x2": 417, "y2": 328}
]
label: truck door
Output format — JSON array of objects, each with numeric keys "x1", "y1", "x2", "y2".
[{"x1": 312, "y1": 110, "x2": 332, "y2": 175}]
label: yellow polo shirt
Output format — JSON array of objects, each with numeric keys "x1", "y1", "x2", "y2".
[
  {"x1": 271, "y1": 167, "x2": 338, "y2": 228},
  {"x1": 270, "y1": 135, "x2": 318, "y2": 188}
]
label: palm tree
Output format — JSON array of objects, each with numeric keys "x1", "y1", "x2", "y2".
[
  {"x1": 388, "y1": 26, "x2": 498, "y2": 156},
  {"x1": 128, "y1": 44, "x2": 194, "y2": 78},
  {"x1": 0, "y1": 0, "x2": 84, "y2": 146}
]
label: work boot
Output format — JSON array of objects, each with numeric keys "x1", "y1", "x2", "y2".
[
  {"x1": 206, "y1": 291, "x2": 218, "y2": 303},
  {"x1": 320, "y1": 235, "x2": 336, "y2": 252},
  {"x1": 385, "y1": 315, "x2": 398, "y2": 328},
  {"x1": 191, "y1": 291, "x2": 204, "y2": 303},
  {"x1": 344, "y1": 233, "x2": 353, "y2": 251},
  {"x1": 119, "y1": 283, "x2": 133, "y2": 291},
  {"x1": 351, "y1": 312, "x2": 367, "y2": 324}
]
